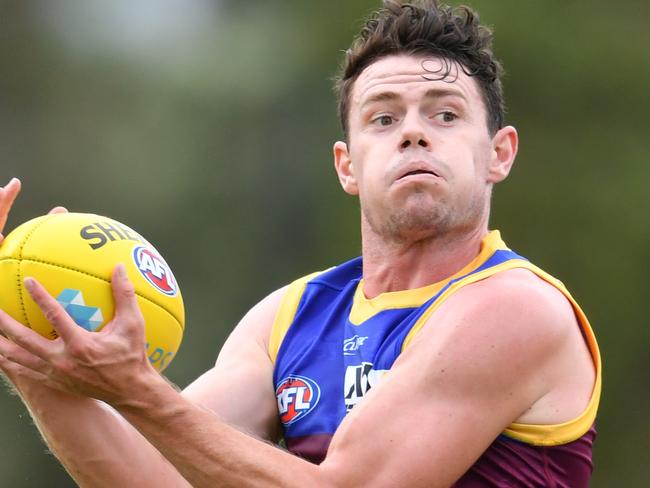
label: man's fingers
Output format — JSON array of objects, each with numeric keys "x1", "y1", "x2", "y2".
[
  {"x1": 0, "y1": 351, "x2": 51, "y2": 388},
  {"x1": 0, "y1": 308, "x2": 56, "y2": 360},
  {"x1": 48, "y1": 206, "x2": 68, "y2": 215},
  {"x1": 0, "y1": 178, "x2": 67, "y2": 244},
  {"x1": 23, "y1": 277, "x2": 80, "y2": 343},
  {"x1": 0, "y1": 334, "x2": 51, "y2": 375},
  {"x1": 109, "y1": 264, "x2": 145, "y2": 334},
  {"x1": 0, "y1": 177, "x2": 21, "y2": 236}
]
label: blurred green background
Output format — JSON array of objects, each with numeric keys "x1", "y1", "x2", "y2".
[{"x1": 1, "y1": 0, "x2": 648, "y2": 486}]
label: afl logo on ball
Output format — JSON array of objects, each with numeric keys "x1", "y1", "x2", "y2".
[
  {"x1": 132, "y1": 245, "x2": 178, "y2": 296},
  {"x1": 275, "y1": 375, "x2": 321, "y2": 425}
]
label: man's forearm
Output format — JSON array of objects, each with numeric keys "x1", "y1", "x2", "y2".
[
  {"x1": 10, "y1": 379, "x2": 190, "y2": 488},
  {"x1": 116, "y1": 374, "x2": 327, "y2": 488}
]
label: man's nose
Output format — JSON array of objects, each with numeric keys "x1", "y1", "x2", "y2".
[{"x1": 399, "y1": 113, "x2": 431, "y2": 151}]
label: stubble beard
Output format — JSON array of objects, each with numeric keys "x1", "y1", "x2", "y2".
[{"x1": 364, "y1": 188, "x2": 488, "y2": 246}]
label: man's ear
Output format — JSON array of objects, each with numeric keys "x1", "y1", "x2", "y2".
[
  {"x1": 487, "y1": 126, "x2": 518, "y2": 183},
  {"x1": 333, "y1": 141, "x2": 358, "y2": 195}
]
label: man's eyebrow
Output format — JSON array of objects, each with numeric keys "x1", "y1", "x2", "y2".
[
  {"x1": 360, "y1": 91, "x2": 401, "y2": 109},
  {"x1": 422, "y1": 88, "x2": 468, "y2": 102},
  {"x1": 360, "y1": 88, "x2": 468, "y2": 109}
]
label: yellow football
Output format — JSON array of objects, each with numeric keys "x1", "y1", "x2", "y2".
[{"x1": 0, "y1": 213, "x2": 184, "y2": 372}]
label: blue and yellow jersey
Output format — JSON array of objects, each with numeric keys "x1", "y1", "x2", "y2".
[{"x1": 269, "y1": 231, "x2": 601, "y2": 485}]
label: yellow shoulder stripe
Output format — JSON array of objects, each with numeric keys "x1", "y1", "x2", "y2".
[
  {"x1": 401, "y1": 260, "x2": 524, "y2": 350},
  {"x1": 502, "y1": 263, "x2": 601, "y2": 446},
  {"x1": 268, "y1": 270, "x2": 325, "y2": 363},
  {"x1": 401, "y1": 259, "x2": 602, "y2": 446}
]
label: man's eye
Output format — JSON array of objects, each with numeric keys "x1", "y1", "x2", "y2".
[
  {"x1": 373, "y1": 115, "x2": 394, "y2": 126},
  {"x1": 437, "y1": 111, "x2": 458, "y2": 123}
]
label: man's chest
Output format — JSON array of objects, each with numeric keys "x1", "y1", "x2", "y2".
[{"x1": 273, "y1": 283, "x2": 429, "y2": 448}]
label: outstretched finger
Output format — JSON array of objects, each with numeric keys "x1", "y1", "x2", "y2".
[
  {"x1": 23, "y1": 277, "x2": 82, "y2": 343},
  {"x1": 108, "y1": 264, "x2": 145, "y2": 335},
  {"x1": 0, "y1": 308, "x2": 56, "y2": 360}
]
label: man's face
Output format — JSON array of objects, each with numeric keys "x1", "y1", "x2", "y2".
[{"x1": 334, "y1": 54, "x2": 514, "y2": 244}]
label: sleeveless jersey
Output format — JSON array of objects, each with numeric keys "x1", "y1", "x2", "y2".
[{"x1": 269, "y1": 231, "x2": 601, "y2": 487}]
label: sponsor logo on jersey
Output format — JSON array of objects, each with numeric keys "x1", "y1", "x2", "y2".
[
  {"x1": 132, "y1": 245, "x2": 178, "y2": 296},
  {"x1": 276, "y1": 375, "x2": 321, "y2": 425},
  {"x1": 343, "y1": 335, "x2": 369, "y2": 355},
  {"x1": 344, "y1": 362, "x2": 387, "y2": 412}
]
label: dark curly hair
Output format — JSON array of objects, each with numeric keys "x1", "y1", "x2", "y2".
[{"x1": 335, "y1": 0, "x2": 505, "y2": 139}]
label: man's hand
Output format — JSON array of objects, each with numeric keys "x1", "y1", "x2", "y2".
[
  {"x1": 0, "y1": 265, "x2": 159, "y2": 406},
  {"x1": 0, "y1": 177, "x2": 67, "y2": 389},
  {"x1": 0, "y1": 177, "x2": 67, "y2": 385}
]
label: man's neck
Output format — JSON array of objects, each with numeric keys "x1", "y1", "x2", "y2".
[{"x1": 360, "y1": 224, "x2": 488, "y2": 299}]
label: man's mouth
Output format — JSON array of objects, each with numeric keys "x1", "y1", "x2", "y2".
[
  {"x1": 397, "y1": 165, "x2": 441, "y2": 181},
  {"x1": 400, "y1": 169, "x2": 437, "y2": 178}
]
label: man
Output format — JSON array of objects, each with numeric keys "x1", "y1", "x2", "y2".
[{"x1": 0, "y1": 1, "x2": 600, "y2": 486}]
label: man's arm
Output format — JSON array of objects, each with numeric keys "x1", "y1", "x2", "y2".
[
  {"x1": 0, "y1": 284, "x2": 285, "y2": 487},
  {"x1": 1, "y1": 265, "x2": 592, "y2": 487},
  {"x1": 181, "y1": 287, "x2": 283, "y2": 442},
  {"x1": 321, "y1": 269, "x2": 594, "y2": 486},
  {"x1": 1, "y1": 378, "x2": 189, "y2": 488}
]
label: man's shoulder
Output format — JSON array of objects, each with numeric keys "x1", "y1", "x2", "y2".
[
  {"x1": 452, "y1": 266, "x2": 577, "y2": 336},
  {"x1": 413, "y1": 266, "x2": 580, "y2": 364},
  {"x1": 473, "y1": 266, "x2": 570, "y2": 303}
]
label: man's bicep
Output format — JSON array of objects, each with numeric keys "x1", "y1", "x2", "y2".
[
  {"x1": 321, "y1": 350, "x2": 519, "y2": 487},
  {"x1": 182, "y1": 287, "x2": 286, "y2": 442},
  {"x1": 321, "y1": 278, "x2": 567, "y2": 487}
]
